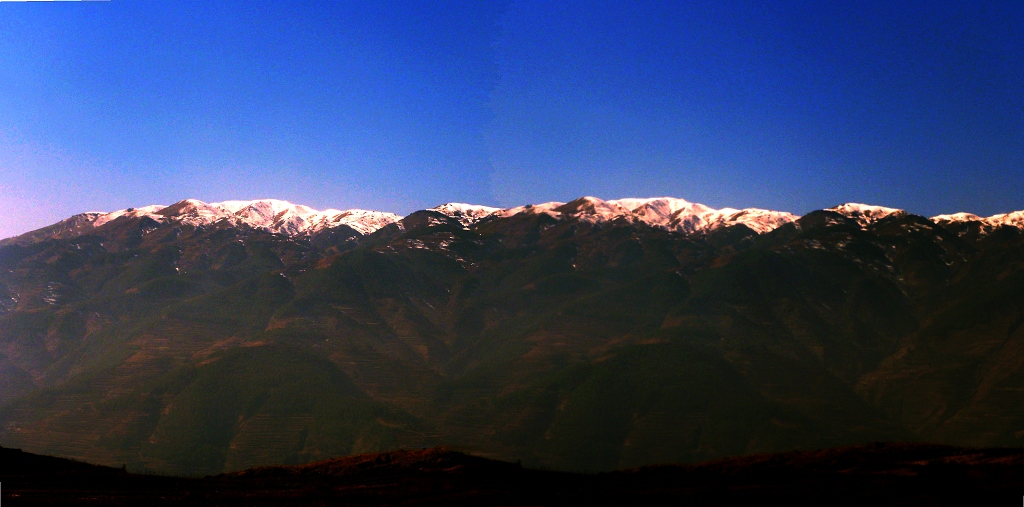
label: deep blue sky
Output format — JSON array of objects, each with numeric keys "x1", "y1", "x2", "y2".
[{"x1": 1, "y1": 1, "x2": 1022, "y2": 238}]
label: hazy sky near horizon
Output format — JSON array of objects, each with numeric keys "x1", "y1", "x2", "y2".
[{"x1": 1, "y1": 1, "x2": 1022, "y2": 238}]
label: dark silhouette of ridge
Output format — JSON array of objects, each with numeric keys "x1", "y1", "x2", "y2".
[
  {"x1": 2, "y1": 443, "x2": 1023, "y2": 505},
  {"x1": 0, "y1": 445, "x2": 125, "y2": 476}
]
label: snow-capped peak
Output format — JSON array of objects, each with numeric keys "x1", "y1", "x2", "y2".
[
  {"x1": 43, "y1": 196, "x2": 1024, "y2": 246},
  {"x1": 828, "y1": 203, "x2": 906, "y2": 225},
  {"x1": 85, "y1": 199, "x2": 402, "y2": 237},
  {"x1": 494, "y1": 197, "x2": 635, "y2": 224},
  {"x1": 990, "y1": 211, "x2": 1024, "y2": 228},
  {"x1": 609, "y1": 197, "x2": 711, "y2": 230},
  {"x1": 701, "y1": 207, "x2": 799, "y2": 234},
  {"x1": 305, "y1": 208, "x2": 404, "y2": 236},
  {"x1": 931, "y1": 212, "x2": 983, "y2": 223},
  {"x1": 556, "y1": 196, "x2": 635, "y2": 223},
  {"x1": 156, "y1": 199, "x2": 232, "y2": 226},
  {"x1": 217, "y1": 198, "x2": 316, "y2": 216},
  {"x1": 931, "y1": 210, "x2": 1024, "y2": 233},
  {"x1": 495, "y1": 201, "x2": 566, "y2": 219},
  {"x1": 431, "y1": 203, "x2": 502, "y2": 226},
  {"x1": 494, "y1": 196, "x2": 796, "y2": 235},
  {"x1": 212, "y1": 199, "x2": 326, "y2": 235},
  {"x1": 93, "y1": 205, "x2": 168, "y2": 227}
]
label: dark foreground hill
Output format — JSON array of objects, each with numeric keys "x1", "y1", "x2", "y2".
[{"x1": 2, "y1": 443, "x2": 1023, "y2": 506}]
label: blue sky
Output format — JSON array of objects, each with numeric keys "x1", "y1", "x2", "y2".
[{"x1": 1, "y1": 1, "x2": 1022, "y2": 238}]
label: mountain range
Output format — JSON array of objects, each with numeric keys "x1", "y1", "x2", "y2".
[{"x1": 2, "y1": 195, "x2": 1024, "y2": 476}]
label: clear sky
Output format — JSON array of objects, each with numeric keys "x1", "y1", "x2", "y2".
[{"x1": 1, "y1": 1, "x2": 1022, "y2": 238}]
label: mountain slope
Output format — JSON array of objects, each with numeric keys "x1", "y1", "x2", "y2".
[{"x1": 2, "y1": 196, "x2": 1024, "y2": 475}]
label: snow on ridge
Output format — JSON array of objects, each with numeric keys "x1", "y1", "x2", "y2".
[
  {"x1": 217, "y1": 199, "x2": 326, "y2": 235},
  {"x1": 703, "y1": 207, "x2": 799, "y2": 234},
  {"x1": 992, "y1": 211, "x2": 1024, "y2": 228},
  {"x1": 827, "y1": 203, "x2": 1024, "y2": 233},
  {"x1": 93, "y1": 205, "x2": 168, "y2": 227},
  {"x1": 611, "y1": 197, "x2": 711, "y2": 230},
  {"x1": 214, "y1": 199, "x2": 306, "y2": 215},
  {"x1": 438, "y1": 197, "x2": 1023, "y2": 236},
  {"x1": 431, "y1": 203, "x2": 502, "y2": 226},
  {"x1": 207, "y1": 199, "x2": 401, "y2": 236},
  {"x1": 491, "y1": 196, "x2": 795, "y2": 234},
  {"x1": 558, "y1": 196, "x2": 635, "y2": 223},
  {"x1": 931, "y1": 212, "x2": 983, "y2": 222},
  {"x1": 308, "y1": 208, "x2": 403, "y2": 236},
  {"x1": 931, "y1": 210, "x2": 1024, "y2": 232},
  {"x1": 495, "y1": 201, "x2": 566, "y2": 219},
  {"x1": 158, "y1": 199, "x2": 230, "y2": 226},
  {"x1": 66, "y1": 196, "x2": 1024, "y2": 241},
  {"x1": 592, "y1": 196, "x2": 795, "y2": 234},
  {"x1": 432, "y1": 202, "x2": 501, "y2": 215},
  {"x1": 828, "y1": 203, "x2": 906, "y2": 225},
  {"x1": 85, "y1": 199, "x2": 402, "y2": 236}
]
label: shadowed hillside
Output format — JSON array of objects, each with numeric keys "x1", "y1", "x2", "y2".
[{"x1": 3, "y1": 199, "x2": 1024, "y2": 475}]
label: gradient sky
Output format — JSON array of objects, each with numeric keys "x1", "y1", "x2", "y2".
[{"x1": 1, "y1": 1, "x2": 1022, "y2": 238}]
